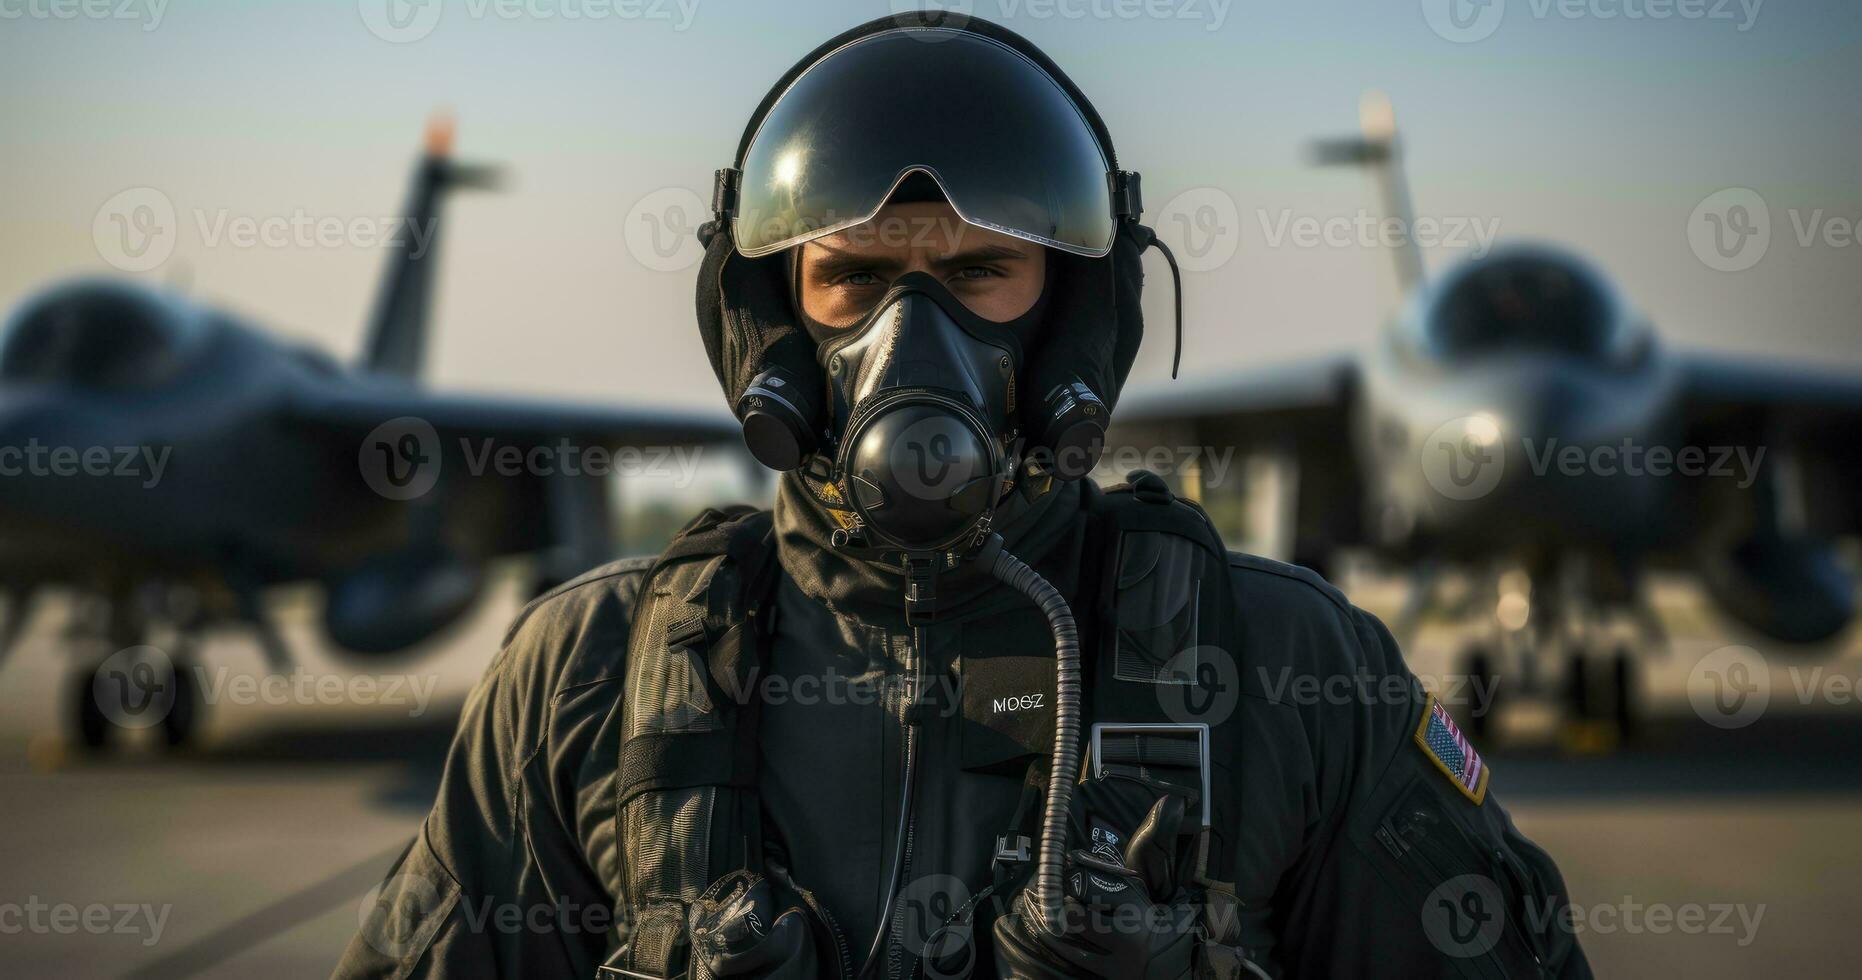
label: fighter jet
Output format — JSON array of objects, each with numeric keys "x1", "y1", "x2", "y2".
[
  {"x1": 1108, "y1": 94, "x2": 1862, "y2": 743},
  {"x1": 0, "y1": 117, "x2": 737, "y2": 748}
]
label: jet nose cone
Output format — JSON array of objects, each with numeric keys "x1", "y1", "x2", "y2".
[{"x1": 1408, "y1": 359, "x2": 1668, "y2": 545}]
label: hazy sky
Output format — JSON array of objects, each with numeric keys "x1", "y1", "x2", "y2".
[{"x1": 2, "y1": 0, "x2": 1858, "y2": 411}]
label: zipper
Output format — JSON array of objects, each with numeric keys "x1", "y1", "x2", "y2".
[
  {"x1": 1378, "y1": 807, "x2": 1544, "y2": 975},
  {"x1": 790, "y1": 874, "x2": 855, "y2": 980},
  {"x1": 886, "y1": 628, "x2": 920, "y2": 980}
]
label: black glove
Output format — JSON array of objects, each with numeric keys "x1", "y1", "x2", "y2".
[
  {"x1": 992, "y1": 787, "x2": 1200, "y2": 980},
  {"x1": 687, "y1": 871, "x2": 820, "y2": 980}
]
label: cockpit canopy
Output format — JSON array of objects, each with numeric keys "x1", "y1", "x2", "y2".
[
  {"x1": 1414, "y1": 247, "x2": 1634, "y2": 363},
  {"x1": 0, "y1": 281, "x2": 204, "y2": 388}
]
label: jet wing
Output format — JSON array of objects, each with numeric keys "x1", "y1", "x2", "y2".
[
  {"x1": 1114, "y1": 354, "x2": 1359, "y2": 431},
  {"x1": 286, "y1": 382, "x2": 741, "y2": 450},
  {"x1": 1106, "y1": 355, "x2": 1365, "y2": 563},
  {"x1": 283, "y1": 380, "x2": 743, "y2": 572},
  {"x1": 1676, "y1": 351, "x2": 1862, "y2": 539}
]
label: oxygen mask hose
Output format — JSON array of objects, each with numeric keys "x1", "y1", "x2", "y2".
[{"x1": 978, "y1": 534, "x2": 1081, "y2": 937}]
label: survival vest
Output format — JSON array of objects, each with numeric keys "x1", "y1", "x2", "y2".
[{"x1": 603, "y1": 473, "x2": 1247, "y2": 980}]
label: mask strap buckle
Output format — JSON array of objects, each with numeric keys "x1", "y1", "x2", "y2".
[{"x1": 704, "y1": 167, "x2": 742, "y2": 242}]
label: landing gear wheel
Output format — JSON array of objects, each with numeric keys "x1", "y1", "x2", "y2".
[
  {"x1": 162, "y1": 660, "x2": 198, "y2": 748},
  {"x1": 1561, "y1": 651, "x2": 1618, "y2": 754},
  {"x1": 70, "y1": 666, "x2": 111, "y2": 751},
  {"x1": 1565, "y1": 652, "x2": 1593, "y2": 721},
  {"x1": 67, "y1": 647, "x2": 186, "y2": 752},
  {"x1": 1610, "y1": 647, "x2": 1638, "y2": 742},
  {"x1": 1460, "y1": 646, "x2": 1500, "y2": 742}
]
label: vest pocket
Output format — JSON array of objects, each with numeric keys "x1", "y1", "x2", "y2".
[{"x1": 1113, "y1": 530, "x2": 1206, "y2": 685}]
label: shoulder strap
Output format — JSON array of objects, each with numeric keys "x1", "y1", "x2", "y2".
[
  {"x1": 613, "y1": 507, "x2": 780, "y2": 978},
  {"x1": 1083, "y1": 471, "x2": 1242, "y2": 900}
]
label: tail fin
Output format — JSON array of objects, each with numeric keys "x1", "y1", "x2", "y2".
[
  {"x1": 1307, "y1": 91, "x2": 1425, "y2": 293},
  {"x1": 360, "y1": 112, "x2": 501, "y2": 378}
]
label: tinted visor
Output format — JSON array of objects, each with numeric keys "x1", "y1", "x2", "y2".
[{"x1": 734, "y1": 28, "x2": 1116, "y2": 259}]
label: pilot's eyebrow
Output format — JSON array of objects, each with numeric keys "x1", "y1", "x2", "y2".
[
  {"x1": 803, "y1": 244, "x2": 905, "y2": 279},
  {"x1": 931, "y1": 244, "x2": 1033, "y2": 268}
]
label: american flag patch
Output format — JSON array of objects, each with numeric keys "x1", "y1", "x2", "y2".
[{"x1": 1415, "y1": 695, "x2": 1489, "y2": 805}]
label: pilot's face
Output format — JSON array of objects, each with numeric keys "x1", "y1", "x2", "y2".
[{"x1": 795, "y1": 200, "x2": 1047, "y2": 331}]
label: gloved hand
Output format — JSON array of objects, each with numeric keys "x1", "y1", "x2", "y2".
[
  {"x1": 992, "y1": 788, "x2": 1200, "y2": 980},
  {"x1": 687, "y1": 871, "x2": 820, "y2": 980}
]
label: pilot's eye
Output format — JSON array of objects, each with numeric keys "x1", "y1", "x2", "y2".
[
  {"x1": 839, "y1": 271, "x2": 883, "y2": 288},
  {"x1": 953, "y1": 266, "x2": 998, "y2": 282}
]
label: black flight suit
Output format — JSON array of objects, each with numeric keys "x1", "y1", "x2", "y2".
[{"x1": 334, "y1": 479, "x2": 1590, "y2": 978}]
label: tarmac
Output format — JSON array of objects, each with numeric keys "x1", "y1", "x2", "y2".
[{"x1": 2, "y1": 571, "x2": 1858, "y2": 978}]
